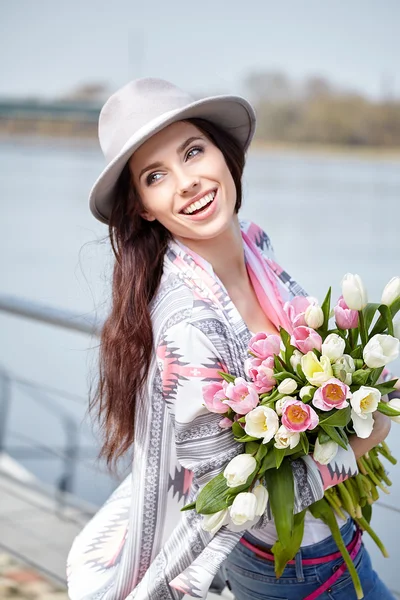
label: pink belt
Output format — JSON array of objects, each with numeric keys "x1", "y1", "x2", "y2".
[{"x1": 240, "y1": 527, "x2": 363, "y2": 600}]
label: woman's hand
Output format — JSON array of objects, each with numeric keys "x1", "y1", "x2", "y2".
[{"x1": 348, "y1": 406, "x2": 392, "y2": 459}]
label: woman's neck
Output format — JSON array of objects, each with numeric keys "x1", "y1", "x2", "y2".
[{"x1": 175, "y1": 217, "x2": 249, "y2": 288}]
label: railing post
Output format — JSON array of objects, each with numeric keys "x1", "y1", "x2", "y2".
[
  {"x1": 56, "y1": 417, "x2": 79, "y2": 511},
  {"x1": 0, "y1": 370, "x2": 11, "y2": 453}
]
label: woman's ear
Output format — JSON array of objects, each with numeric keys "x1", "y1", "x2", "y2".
[{"x1": 140, "y1": 210, "x2": 156, "y2": 222}]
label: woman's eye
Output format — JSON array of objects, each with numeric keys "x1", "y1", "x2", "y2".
[
  {"x1": 186, "y1": 146, "x2": 204, "y2": 160},
  {"x1": 146, "y1": 172, "x2": 162, "y2": 186}
]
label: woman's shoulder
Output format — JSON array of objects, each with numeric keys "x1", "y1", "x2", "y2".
[{"x1": 150, "y1": 271, "x2": 225, "y2": 339}]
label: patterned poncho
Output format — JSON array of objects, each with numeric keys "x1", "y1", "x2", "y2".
[{"x1": 67, "y1": 220, "x2": 357, "y2": 599}]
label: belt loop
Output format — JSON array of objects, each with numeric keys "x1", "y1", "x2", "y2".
[{"x1": 295, "y1": 549, "x2": 305, "y2": 582}]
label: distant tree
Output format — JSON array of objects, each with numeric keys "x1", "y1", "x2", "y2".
[{"x1": 245, "y1": 71, "x2": 295, "y2": 103}]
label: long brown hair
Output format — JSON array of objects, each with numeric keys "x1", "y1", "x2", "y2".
[{"x1": 90, "y1": 118, "x2": 246, "y2": 471}]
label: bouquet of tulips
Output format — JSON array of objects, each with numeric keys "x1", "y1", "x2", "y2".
[{"x1": 182, "y1": 274, "x2": 400, "y2": 599}]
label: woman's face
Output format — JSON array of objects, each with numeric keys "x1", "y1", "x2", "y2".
[{"x1": 128, "y1": 121, "x2": 237, "y2": 242}]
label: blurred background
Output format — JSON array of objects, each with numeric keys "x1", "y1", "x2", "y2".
[{"x1": 0, "y1": 1, "x2": 399, "y2": 598}]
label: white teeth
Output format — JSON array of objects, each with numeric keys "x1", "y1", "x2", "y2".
[{"x1": 183, "y1": 191, "x2": 216, "y2": 214}]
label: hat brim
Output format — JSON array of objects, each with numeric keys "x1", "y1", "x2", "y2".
[{"x1": 89, "y1": 94, "x2": 256, "y2": 224}]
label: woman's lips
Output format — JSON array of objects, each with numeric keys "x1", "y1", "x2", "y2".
[{"x1": 180, "y1": 189, "x2": 218, "y2": 221}]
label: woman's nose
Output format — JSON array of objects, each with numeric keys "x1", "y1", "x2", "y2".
[{"x1": 177, "y1": 171, "x2": 200, "y2": 195}]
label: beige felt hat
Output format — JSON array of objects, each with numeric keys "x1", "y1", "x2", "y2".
[{"x1": 89, "y1": 77, "x2": 256, "y2": 223}]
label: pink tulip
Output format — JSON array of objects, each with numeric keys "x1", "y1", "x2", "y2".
[
  {"x1": 224, "y1": 377, "x2": 260, "y2": 415},
  {"x1": 219, "y1": 417, "x2": 233, "y2": 429},
  {"x1": 284, "y1": 296, "x2": 316, "y2": 328},
  {"x1": 248, "y1": 332, "x2": 281, "y2": 361},
  {"x1": 334, "y1": 296, "x2": 359, "y2": 330},
  {"x1": 202, "y1": 381, "x2": 228, "y2": 414},
  {"x1": 312, "y1": 378, "x2": 351, "y2": 411},
  {"x1": 245, "y1": 356, "x2": 276, "y2": 394},
  {"x1": 290, "y1": 326, "x2": 322, "y2": 354},
  {"x1": 282, "y1": 398, "x2": 319, "y2": 433}
]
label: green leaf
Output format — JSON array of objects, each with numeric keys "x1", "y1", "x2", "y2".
[
  {"x1": 264, "y1": 459, "x2": 294, "y2": 548},
  {"x1": 370, "y1": 366, "x2": 384, "y2": 386},
  {"x1": 195, "y1": 473, "x2": 229, "y2": 515},
  {"x1": 234, "y1": 434, "x2": 259, "y2": 443},
  {"x1": 320, "y1": 424, "x2": 348, "y2": 450},
  {"x1": 300, "y1": 432, "x2": 309, "y2": 455},
  {"x1": 377, "y1": 400, "x2": 400, "y2": 417},
  {"x1": 274, "y1": 446, "x2": 286, "y2": 469},
  {"x1": 217, "y1": 371, "x2": 236, "y2": 384},
  {"x1": 257, "y1": 451, "x2": 277, "y2": 476},
  {"x1": 390, "y1": 296, "x2": 400, "y2": 320},
  {"x1": 350, "y1": 346, "x2": 363, "y2": 359},
  {"x1": 274, "y1": 354, "x2": 285, "y2": 373},
  {"x1": 363, "y1": 303, "x2": 380, "y2": 335},
  {"x1": 245, "y1": 441, "x2": 260, "y2": 455},
  {"x1": 279, "y1": 327, "x2": 294, "y2": 367},
  {"x1": 180, "y1": 501, "x2": 196, "y2": 512},
  {"x1": 320, "y1": 286, "x2": 331, "y2": 332},
  {"x1": 284, "y1": 441, "x2": 303, "y2": 456},
  {"x1": 378, "y1": 304, "x2": 394, "y2": 337},
  {"x1": 370, "y1": 297, "x2": 400, "y2": 337},
  {"x1": 274, "y1": 371, "x2": 302, "y2": 384},
  {"x1": 296, "y1": 363, "x2": 307, "y2": 381},
  {"x1": 361, "y1": 503, "x2": 372, "y2": 524},
  {"x1": 318, "y1": 430, "x2": 332, "y2": 444},
  {"x1": 352, "y1": 369, "x2": 372, "y2": 386},
  {"x1": 256, "y1": 443, "x2": 269, "y2": 463},
  {"x1": 319, "y1": 406, "x2": 351, "y2": 427},
  {"x1": 272, "y1": 510, "x2": 306, "y2": 578},
  {"x1": 373, "y1": 380, "x2": 398, "y2": 396},
  {"x1": 232, "y1": 421, "x2": 245, "y2": 438}
]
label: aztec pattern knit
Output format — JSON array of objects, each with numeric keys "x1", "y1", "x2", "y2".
[{"x1": 66, "y1": 220, "x2": 358, "y2": 600}]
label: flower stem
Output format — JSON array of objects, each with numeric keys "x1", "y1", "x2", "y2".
[
  {"x1": 358, "y1": 310, "x2": 368, "y2": 346},
  {"x1": 355, "y1": 516, "x2": 389, "y2": 558}
]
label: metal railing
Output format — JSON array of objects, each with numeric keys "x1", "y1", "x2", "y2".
[{"x1": 0, "y1": 294, "x2": 104, "y2": 501}]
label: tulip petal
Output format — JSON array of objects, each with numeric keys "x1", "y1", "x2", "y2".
[{"x1": 351, "y1": 409, "x2": 374, "y2": 439}]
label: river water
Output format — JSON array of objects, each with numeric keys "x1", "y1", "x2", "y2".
[{"x1": 0, "y1": 137, "x2": 399, "y2": 590}]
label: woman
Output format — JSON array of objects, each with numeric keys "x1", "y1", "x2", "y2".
[{"x1": 67, "y1": 77, "x2": 396, "y2": 600}]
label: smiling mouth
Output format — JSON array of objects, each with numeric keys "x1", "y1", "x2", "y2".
[{"x1": 180, "y1": 190, "x2": 217, "y2": 215}]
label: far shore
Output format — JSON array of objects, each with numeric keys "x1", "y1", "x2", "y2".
[{"x1": 1, "y1": 131, "x2": 400, "y2": 162}]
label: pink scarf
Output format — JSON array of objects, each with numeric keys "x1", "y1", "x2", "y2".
[{"x1": 174, "y1": 229, "x2": 294, "y2": 336}]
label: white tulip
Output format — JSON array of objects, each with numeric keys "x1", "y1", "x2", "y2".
[
  {"x1": 341, "y1": 273, "x2": 368, "y2": 311},
  {"x1": 381, "y1": 276, "x2": 400, "y2": 306},
  {"x1": 387, "y1": 397, "x2": 400, "y2": 424},
  {"x1": 245, "y1": 406, "x2": 280, "y2": 444},
  {"x1": 274, "y1": 425, "x2": 300, "y2": 450},
  {"x1": 363, "y1": 334, "x2": 400, "y2": 368},
  {"x1": 305, "y1": 304, "x2": 324, "y2": 329},
  {"x1": 275, "y1": 397, "x2": 289, "y2": 416},
  {"x1": 202, "y1": 509, "x2": 229, "y2": 535},
  {"x1": 253, "y1": 484, "x2": 269, "y2": 516},
  {"x1": 299, "y1": 385, "x2": 315, "y2": 400},
  {"x1": 393, "y1": 318, "x2": 400, "y2": 341},
  {"x1": 277, "y1": 378, "x2": 297, "y2": 394},
  {"x1": 351, "y1": 386, "x2": 381, "y2": 416},
  {"x1": 229, "y1": 492, "x2": 257, "y2": 526},
  {"x1": 313, "y1": 438, "x2": 338, "y2": 465},
  {"x1": 321, "y1": 334, "x2": 346, "y2": 362},
  {"x1": 333, "y1": 354, "x2": 355, "y2": 386},
  {"x1": 223, "y1": 454, "x2": 257, "y2": 488},
  {"x1": 290, "y1": 350, "x2": 303, "y2": 370},
  {"x1": 351, "y1": 410, "x2": 374, "y2": 439}
]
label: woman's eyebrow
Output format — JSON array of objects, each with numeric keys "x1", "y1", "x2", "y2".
[{"x1": 139, "y1": 136, "x2": 205, "y2": 181}]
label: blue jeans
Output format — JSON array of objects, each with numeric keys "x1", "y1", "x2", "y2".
[{"x1": 223, "y1": 518, "x2": 395, "y2": 600}]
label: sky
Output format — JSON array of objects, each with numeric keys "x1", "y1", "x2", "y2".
[{"x1": 1, "y1": 0, "x2": 399, "y2": 101}]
